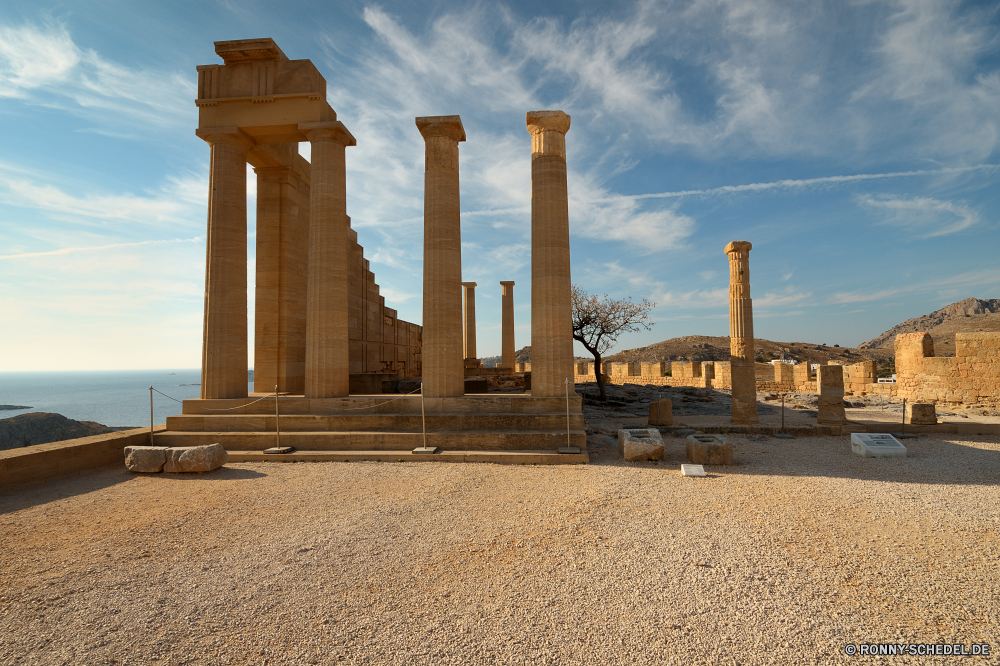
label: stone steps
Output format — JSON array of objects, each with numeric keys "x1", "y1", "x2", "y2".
[
  {"x1": 154, "y1": 430, "x2": 587, "y2": 451},
  {"x1": 166, "y1": 412, "x2": 585, "y2": 432},
  {"x1": 181, "y1": 395, "x2": 580, "y2": 416},
  {"x1": 225, "y1": 449, "x2": 588, "y2": 464}
]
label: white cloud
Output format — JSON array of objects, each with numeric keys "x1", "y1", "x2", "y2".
[
  {"x1": 0, "y1": 237, "x2": 200, "y2": 260},
  {"x1": 857, "y1": 194, "x2": 980, "y2": 238},
  {"x1": 756, "y1": 287, "x2": 813, "y2": 307},
  {"x1": 830, "y1": 288, "x2": 901, "y2": 304},
  {"x1": 0, "y1": 18, "x2": 195, "y2": 130},
  {"x1": 657, "y1": 287, "x2": 729, "y2": 309}
]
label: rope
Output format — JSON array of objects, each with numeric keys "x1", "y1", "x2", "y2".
[{"x1": 150, "y1": 385, "x2": 423, "y2": 411}]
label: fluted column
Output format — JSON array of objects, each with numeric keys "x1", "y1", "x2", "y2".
[
  {"x1": 299, "y1": 121, "x2": 356, "y2": 398},
  {"x1": 462, "y1": 282, "x2": 477, "y2": 362},
  {"x1": 197, "y1": 128, "x2": 254, "y2": 400},
  {"x1": 254, "y1": 157, "x2": 308, "y2": 394},
  {"x1": 417, "y1": 116, "x2": 466, "y2": 397},
  {"x1": 500, "y1": 281, "x2": 515, "y2": 369},
  {"x1": 527, "y1": 110, "x2": 574, "y2": 397},
  {"x1": 725, "y1": 240, "x2": 759, "y2": 425}
]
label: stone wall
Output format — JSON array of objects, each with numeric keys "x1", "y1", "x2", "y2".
[
  {"x1": 0, "y1": 426, "x2": 165, "y2": 494},
  {"x1": 894, "y1": 332, "x2": 1000, "y2": 407},
  {"x1": 347, "y1": 227, "x2": 422, "y2": 378}
]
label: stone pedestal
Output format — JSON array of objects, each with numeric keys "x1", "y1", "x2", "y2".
[
  {"x1": 527, "y1": 110, "x2": 574, "y2": 398},
  {"x1": 417, "y1": 116, "x2": 466, "y2": 398},
  {"x1": 253, "y1": 148, "x2": 308, "y2": 394},
  {"x1": 816, "y1": 365, "x2": 847, "y2": 425},
  {"x1": 462, "y1": 281, "x2": 478, "y2": 363},
  {"x1": 725, "y1": 241, "x2": 758, "y2": 425},
  {"x1": 197, "y1": 129, "x2": 254, "y2": 400},
  {"x1": 300, "y1": 122, "x2": 356, "y2": 398},
  {"x1": 905, "y1": 402, "x2": 937, "y2": 425},
  {"x1": 500, "y1": 281, "x2": 515, "y2": 369},
  {"x1": 686, "y1": 434, "x2": 733, "y2": 465},
  {"x1": 648, "y1": 399, "x2": 673, "y2": 426}
]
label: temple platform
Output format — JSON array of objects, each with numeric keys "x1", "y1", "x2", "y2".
[{"x1": 158, "y1": 394, "x2": 587, "y2": 464}]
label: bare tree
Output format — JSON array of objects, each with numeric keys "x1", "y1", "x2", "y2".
[{"x1": 571, "y1": 284, "x2": 655, "y2": 401}]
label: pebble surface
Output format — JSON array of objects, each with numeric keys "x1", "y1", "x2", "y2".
[{"x1": 2, "y1": 425, "x2": 998, "y2": 664}]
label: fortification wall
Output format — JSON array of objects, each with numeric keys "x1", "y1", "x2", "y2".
[{"x1": 894, "y1": 332, "x2": 1000, "y2": 407}]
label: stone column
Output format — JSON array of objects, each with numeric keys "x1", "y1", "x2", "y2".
[
  {"x1": 725, "y1": 241, "x2": 759, "y2": 425},
  {"x1": 500, "y1": 281, "x2": 515, "y2": 369},
  {"x1": 461, "y1": 281, "x2": 478, "y2": 363},
  {"x1": 816, "y1": 365, "x2": 846, "y2": 425},
  {"x1": 253, "y1": 153, "x2": 308, "y2": 394},
  {"x1": 299, "y1": 121, "x2": 356, "y2": 398},
  {"x1": 527, "y1": 110, "x2": 574, "y2": 397},
  {"x1": 417, "y1": 116, "x2": 466, "y2": 398},
  {"x1": 196, "y1": 128, "x2": 255, "y2": 400}
]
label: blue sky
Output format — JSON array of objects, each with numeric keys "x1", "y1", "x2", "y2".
[{"x1": 0, "y1": 0, "x2": 998, "y2": 371}]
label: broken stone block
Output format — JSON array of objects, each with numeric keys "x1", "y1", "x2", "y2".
[
  {"x1": 163, "y1": 443, "x2": 229, "y2": 473},
  {"x1": 648, "y1": 399, "x2": 673, "y2": 426},
  {"x1": 618, "y1": 428, "x2": 665, "y2": 462},
  {"x1": 685, "y1": 434, "x2": 732, "y2": 465},
  {"x1": 906, "y1": 402, "x2": 937, "y2": 425},
  {"x1": 124, "y1": 446, "x2": 169, "y2": 473}
]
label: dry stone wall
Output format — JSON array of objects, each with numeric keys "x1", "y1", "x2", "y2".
[{"x1": 894, "y1": 332, "x2": 1000, "y2": 408}]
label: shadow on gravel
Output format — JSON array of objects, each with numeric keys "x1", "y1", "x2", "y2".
[
  {"x1": 588, "y1": 436, "x2": 1000, "y2": 487},
  {"x1": 1, "y1": 465, "x2": 267, "y2": 514}
]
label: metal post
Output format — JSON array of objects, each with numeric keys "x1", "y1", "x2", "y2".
[
  {"x1": 421, "y1": 382, "x2": 427, "y2": 449},
  {"x1": 781, "y1": 393, "x2": 785, "y2": 432},
  {"x1": 148, "y1": 386, "x2": 154, "y2": 446},
  {"x1": 274, "y1": 385, "x2": 280, "y2": 450},
  {"x1": 565, "y1": 377, "x2": 571, "y2": 448}
]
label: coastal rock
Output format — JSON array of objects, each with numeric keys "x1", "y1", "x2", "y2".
[
  {"x1": 124, "y1": 446, "x2": 169, "y2": 473},
  {"x1": 0, "y1": 412, "x2": 123, "y2": 451},
  {"x1": 163, "y1": 443, "x2": 228, "y2": 473}
]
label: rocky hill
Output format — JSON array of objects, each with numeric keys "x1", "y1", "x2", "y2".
[
  {"x1": 0, "y1": 412, "x2": 133, "y2": 451},
  {"x1": 601, "y1": 335, "x2": 892, "y2": 367},
  {"x1": 858, "y1": 297, "x2": 1000, "y2": 356}
]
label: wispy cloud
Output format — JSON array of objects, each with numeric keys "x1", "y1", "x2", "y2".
[
  {"x1": 597, "y1": 164, "x2": 999, "y2": 202},
  {"x1": 0, "y1": 18, "x2": 195, "y2": 130},
  {"x1": 657, "y1": 287, "x2": 729, "y2": 309},
  {"x1": 830, "y1": 288, "x2": 902, "y2": 304},
  {"x1": 0, "y1": 237, "x2": 200, "y2": 260},
  {"x1": 857, "y1": 194, "x2": 981, "y2": 238}
]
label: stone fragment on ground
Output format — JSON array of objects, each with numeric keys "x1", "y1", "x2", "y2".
[
  {"x1": 124, "y1": 446, "x2": 169, "y2": 473},
  {"x1": 126, "y1": 443, "x2": 228, "y2": 474},
  {"x1": 618, "y1": 428, "x2": 665, "y2": 462},
  {"x1": 686, "y1": 433, "x2": 733, "y2": 465}
]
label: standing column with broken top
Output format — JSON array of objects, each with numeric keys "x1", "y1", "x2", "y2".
[
  {"x1": 725, "y1": 241, "x2": 759, "y2": 425},
  {"x1": 462, "y1": 281, "x2": 478, "y2": 365},
  {"x1": 817, "y1": 365, "x2": 847, "y2": 425},
  {"x1": 417, "y1": 116, "x2": 466, "y2": 397},
  {"x1": 500, "y1": 281, "x2": 515, "y2": 369},
  {"x1": 527, "y1": 110, "x2": 574, "y2": 397}
]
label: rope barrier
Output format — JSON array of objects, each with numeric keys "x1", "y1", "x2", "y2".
[{"x1": 149, "y1": 385, "x2": 423, "y2": 412}]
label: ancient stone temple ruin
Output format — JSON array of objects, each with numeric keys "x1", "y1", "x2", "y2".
[{"x1": 157, "y1": 38, "x2": 586, "y2": 463}]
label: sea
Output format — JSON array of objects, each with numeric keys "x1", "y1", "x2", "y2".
[{"x1": 0, "y1": 370, "x2": 254, "y2": 428}]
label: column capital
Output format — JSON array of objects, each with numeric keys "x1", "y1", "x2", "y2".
[
  {"x1": 526, "y1": 110, "x2": 571, "y2": 135},
  {"x1": 500, "y1": 280, "x2": 515, "y2": 286},
  {"x1": 416, "y1": 115, "x2": 466, "y2": 142},
  {"x1": 724, "y1": 240, "x2": 752, "y2": 256},
  {"x1": 253, "y1": 165, "x2": 299, "y2": 187},
  {"x1": 527, "y1": 110, "x2": 570, "y2": 158},
  {"x1": 461, "y1": 281, "x2": 477, "y2": 288},
  {"x1": 196, "y1": 126, "x2": 256, "y2": 151},
  {"x1": 299, "y1": 121, "x2": 356, "y2": 146}
]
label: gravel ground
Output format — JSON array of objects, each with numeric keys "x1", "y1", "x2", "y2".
[{"x1": 2, "y1": 427, "x2": 999, "y2": 665}]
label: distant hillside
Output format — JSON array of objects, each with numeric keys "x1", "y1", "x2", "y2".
[
  {"x1": 602, "y1": 335, "x2": 892, "y2": 366},
  {"x1": 858, "y1": 297, "x2": 1000, "y2": 356},
  {"x1": 481, "y1": 346, "x2": 532, "y2": 368},
  {"x1": 0, "y1": 413, "x2": 133, "y2": 451}
]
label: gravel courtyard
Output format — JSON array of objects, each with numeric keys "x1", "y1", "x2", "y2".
[{"x1": 2, "y1": 430, "x2": 998, "y2": 665}]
